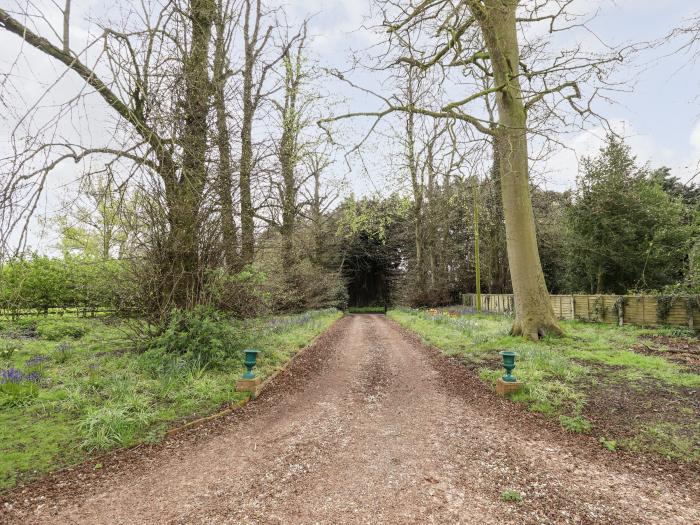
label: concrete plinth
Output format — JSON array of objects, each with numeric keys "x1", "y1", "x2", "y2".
[
  {"x1": 236, "y1": 377, "x2": 261, "y2": 398},
  {"x1": 496, "y1": 378, "x2": 523, "y2": 396}
]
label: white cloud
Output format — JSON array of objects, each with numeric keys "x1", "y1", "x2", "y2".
[{"x1": 541, "y1": 118, "x2": 700, "y2": 191}]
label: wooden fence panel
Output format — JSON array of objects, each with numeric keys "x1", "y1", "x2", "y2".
[
  {"x1": 460, "y1": 292, "x2": 699, "y2": 329},
  {"x1": 624, "y1": 296, "x2": 642, "y2": 325}
]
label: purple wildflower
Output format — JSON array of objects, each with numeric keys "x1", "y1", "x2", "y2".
[
  {"x1": 26, "y1": 355, "x2": 48, "y2": 367},
  {"x1": 0, "y1": 367, "x2": 41, "y2": 384},
  {"x1": 1, "y1": 367, "x2": 24, "y2": 384},
  {"x1": 25, "y1": 371, "x2": 41, "y2": 383}
]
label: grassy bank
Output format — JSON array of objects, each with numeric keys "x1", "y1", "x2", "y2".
[
  {"x1": 389, "y1": 307, "x2": 700, "y2": 463},
  {"x1": 0, "y1": 309, "x2": 341, "y2": 490}
]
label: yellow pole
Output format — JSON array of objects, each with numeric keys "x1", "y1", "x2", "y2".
[{"x1": 472, "y1": 176, "x2": 481, "y2": 313}]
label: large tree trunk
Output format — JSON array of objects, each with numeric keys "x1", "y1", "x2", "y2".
[
  {"x1": 239, "y1": 87, "x2": 255, "y2": 265},
  {"x1": 279, "y1": 51, "x2": 300, "y2": 269},
  {"x1": 239, "y1": 3, "x2": 256, "y2": 266},
  {"x1": 473, "y1": 0, "x2": 562, "y2": 339},
  {"x1": 406, "y1": 107, "x2": 426, "y2": 293},
  {"x1": 279, "y1": 125, "x2": 296, "y2": 271},
  {"x1": 280, "y1": 134, "x2": 296, "y2": 267},
  {"x1": 168, "y1": 0, "x2": 215, "y2": 308},
  {"x1": 213, "y1": 5, "x2": 238, "y2": 269}
]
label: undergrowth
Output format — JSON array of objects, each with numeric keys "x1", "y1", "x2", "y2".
[{"x1": 0, "y1": 309, "x2": 341, "y2": 491}]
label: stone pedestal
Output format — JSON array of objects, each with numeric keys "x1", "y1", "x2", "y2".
[
  {"x1": 496, "y1": 378, "x2": 523, "y2": 396},
  {"x1": 236, "y1": 377, "x2": 261, "y2": 398}
]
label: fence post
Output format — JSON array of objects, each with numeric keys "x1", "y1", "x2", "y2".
[
  {"x1": 586, "y1": 296, "x2": 590, "y2": 321},
  {"x1": 618, "y1": 297, "x2": 624, "y2": 327},
  {"x1": 558, "y1": 295, "x2": 562, "y2": 319}
]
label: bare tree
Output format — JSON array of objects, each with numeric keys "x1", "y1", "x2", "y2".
[
  {"x1": 322, "y1": 0, "x2": 624, "y2": 339},
  {"x1": 0, "y1": 0, "x2": 216, "y2": 310},
  {"x1": 213, "y1": 0, "x2": 241, "y2": 269}
]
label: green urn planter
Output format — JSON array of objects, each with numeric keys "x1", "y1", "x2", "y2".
[
  {"x1": 499, "y1": 351, "x2": 517, "y2": 383},
  {"x1": 243, "y1": 348, "x2": 261, "y2": 379}
]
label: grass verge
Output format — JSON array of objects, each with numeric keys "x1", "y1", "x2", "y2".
[
  {"x1": 347, "y1": 306, "x2": 386, "y2": 314},
  {"x1": 0, "y1": 309, "x2": 341, "y2": 491},
  {"x1": 389, "y1": 307, "x2": 700, "y2": 464}
]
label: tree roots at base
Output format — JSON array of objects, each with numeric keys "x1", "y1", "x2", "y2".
[{"x1": 511, "y1": 317, "x2": 564, "y2": 341}]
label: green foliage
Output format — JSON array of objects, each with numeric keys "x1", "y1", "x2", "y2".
[
  {"x1": 624, "y1": 423, "x2": 700, "y2": 462},
  {"x1": 592, "y1": 296, "x2": 605, "y2": 321},
  {"x1": 501, "y1": 490, "x2": 523, "y2": 503},
  {"x1": 612, "y1": 296, "x2": 628, "y2": 320},
  {"x1": 656, "y1": 295, "x2": 675, "y2": 323},
  {"x1": 599, "y1": 437, "x2": 617, "y2": 451},
  {"x1": 53, "y1": 342, "x2": 73, "y2": 364},
  {"x1": 685, "y1": 295, "x2": 700, "y2": 316},
  {"x1": 559, "y1": 415, "x2": 593, "y2": 433},
  {"x1": 205, "y1": 266, "x2": 270, "y2": 317},
  {"x1": 347, "y1": 306, "x2": 386, "y2": 313},
  {"x1": 337, "y1": 196, "x2": 409, "y2": 308},
  {"x1": 0, "y1": 310, "x2": 341, "y2": 489},
  {"x1": 0, "y1": 341, "x2": 22, "y2": 360},
  {"x1": 0, "y1": 255, "x2": 136, "y2": 314},
  {"x1": 49, "y1": 174, "x2": 133, "y2": 260},
  {"x1": 36, "y1": 320, "x2": 88, "y2": 341},
  {"x1": 566, "y1": 135, "x2": 697, "y2": 294},
  {"x1": 78, "y1": 398, "x2": 153, "y2": 451},
  {"x1": 0, "y1": 382, "x2": 38, "y2": 407},
  {"x1": 149, "y1": 307, "x2": 242, "y2": 368}
]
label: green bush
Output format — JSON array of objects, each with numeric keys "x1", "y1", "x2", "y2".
[
  {"x1": 6, "y1": 318, "x2": 38, "y2": 338},
  {"x1": 37, "y1": 320, "x2": 87, "y2": 341},
  {"x1": 150, "y1": 307, "x2": 242, "y2": 368},
  {"x1": 0, "y1": 255, "x2": 136, "y2": 313}
]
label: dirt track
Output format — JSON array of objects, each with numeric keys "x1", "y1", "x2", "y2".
[{"x1": 2, "y1": 314, "x2": 699, "y2": 524}]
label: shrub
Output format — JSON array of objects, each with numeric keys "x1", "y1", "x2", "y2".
[
  {"x1": 150, "y1": 307, "x2": 242, "y2": 368},
  {"x1": 37, "y1": 320, "x2": 87, "y2": 341},
  {"x1": 0, "y1": 255, "x2": 135, "y2": 314},
  {"x1": 7, "y1": 318, "x2": 38, "y2": 339},
  {"x1": 206, "y1": 267, "x2": 270, "y2": 318}
]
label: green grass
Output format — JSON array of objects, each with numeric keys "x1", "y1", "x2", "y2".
[
  {"x1": 0, "y1": 309, "x2": 341, "y2": 491},
  {"x1": 389, "y1": 307, "x2": 700, "y2": 463},
  {"x1": 347, "y1": 306, "x2": 386, "y2": 314}
]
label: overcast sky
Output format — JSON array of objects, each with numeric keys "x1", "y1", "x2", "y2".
[
  {"x1": 290, "y1": 0, "x2": 700, "y2": 191},
  {"x1": 1, "y1": 0, "x2": 699, "y2": 251}
]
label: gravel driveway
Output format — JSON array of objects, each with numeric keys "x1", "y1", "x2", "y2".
[{"x1": 3, "y1": 314, "x2": 699, "y2": 524}]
